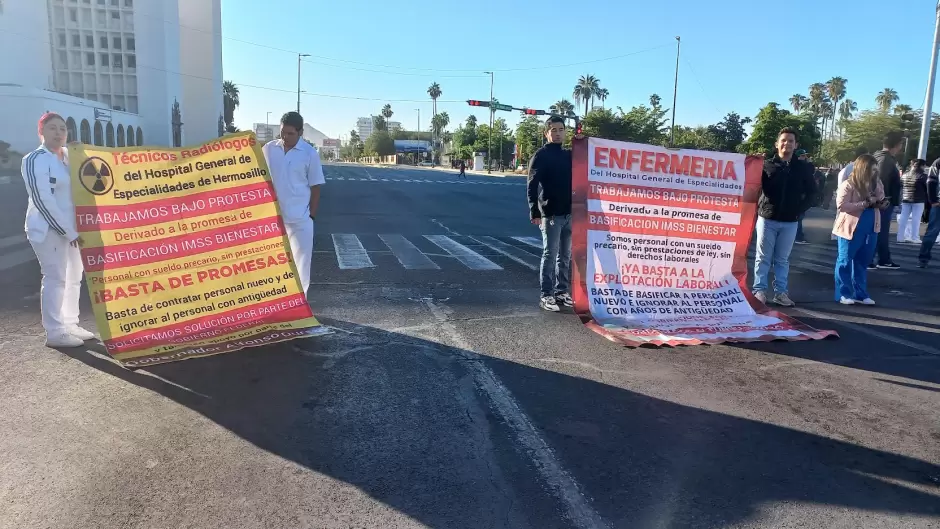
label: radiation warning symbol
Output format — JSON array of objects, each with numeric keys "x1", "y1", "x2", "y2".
[{"x1": 78, "y1": 157, "x2": 114, "y2": 196}]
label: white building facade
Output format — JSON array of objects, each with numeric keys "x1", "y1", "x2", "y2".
[
  {"x1": 0, "y1": 0, "x2": 223, "y2": 154},
  {"x1": 356, "y1": 116, "x2": 400, "y2": 142}
]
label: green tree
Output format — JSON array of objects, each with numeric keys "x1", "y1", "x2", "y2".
[
  {"x1": 826, "y1": 77, "x2": 847, "y2": 139},
  {"x1": 573, "y1": 74, "x2": 600, "y2": 115},
  {"x1": 789, "y1": 94, "x2": 807, "y2": 113},
  {"x1": 515, "y1": 116, "x2": 543, "y2": 164},
  {"x1": 427, "y1": 82, "x2": 441, "y2": 119},
  {"x1": 364, "y1": 130, "x2": 396, "y2": 156},
  {"x1": 708, "y1": 112, "x2": 752, "y2": 152},
  {"x1": 372, "y1": 115, "x2": 387, "y2": 132},
  {"x1": 672, "y1": 126, "x2": 720, "y2": 151},
  {"x1": 737, "y1": 102, "x2": 821, "y2": 156},
  {"x1": 550, "y1": 99, "x2": 575, "y2": 118},
  {"x1": 876, "y1": 88, "x2": 899, "y2": 112},
  {"x1": 381, "y1": 104, "x2": 394, "y2": 127},
  {"x1": 222, "y1": 81, "x2": 240, "y2": 129},
  {"x1": 465, "y1": 115, "x2": 478, "y2": 129},
  {"x1": 596, "y1": 88, "x2": 609, "y2": 109}
]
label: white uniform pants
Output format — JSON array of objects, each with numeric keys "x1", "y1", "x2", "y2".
[
  {"x1": 284, "y1": 217, "x2": 314, "y2": 296},
  {"x1": 29, "y1": 232, "x2": 83, "y2": 334},
  {"x1": 897, "y1": 203, "x2": 924, "y2": 242}
]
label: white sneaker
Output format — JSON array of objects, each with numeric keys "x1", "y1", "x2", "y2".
[
  {"x1": 67, "y1": 325, "x2": 96, "y2": 341},
  {"x1": 858, "y1": 298, "x2": 876, "y2": 305},
  {"x1": 839, "y1": 297, "x2": 856, "y2": 305},
  {"x1": 45, "y1": 332, "x2": 85, "y2": 348},
  {"x1": 753, "y1": 291, "x2": 767, "y2": 304},
  {"x1": 912, "y1": 239, "x2": 923, "y2": 244},
  {"x1": 773, "y1": 293, "x2": 795, "y2": 307}
]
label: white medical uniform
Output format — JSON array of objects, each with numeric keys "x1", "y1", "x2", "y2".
[
  {"x1": 21, "y1": 146, "x2": 83, "y2": 335},
  {"x1": 262, "y1": 139, "x2": 325, "y2": 295}
]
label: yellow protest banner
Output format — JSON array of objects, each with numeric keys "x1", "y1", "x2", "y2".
[{"x1": 69, "y1": 132, "x2": 327, "y2": 367}]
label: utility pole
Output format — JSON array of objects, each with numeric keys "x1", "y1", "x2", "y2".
[
  {"x1": 919, "y1": 3, "x2": 940, "y2": 159},
  {"x1": 670, "y1": 36, "x2": 680, "y2": 147},
  {"x1": 485, "y1": 71, "x2": 494, "y2": 173},
  {"x1": 297, "y1": 53, "x2": 310, "y2": 114},
  {"x1": 415, "y1": 108, "x2": 420, "y2": 164}
]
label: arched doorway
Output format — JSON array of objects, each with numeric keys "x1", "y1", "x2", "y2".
[
  {"x1": 66, "y1": 117, "x2": 77, "y2": 142},
  {"x1": 136, "y1": 128, "x2": 143, "y2": 146},
  {"x1": 106, "y1": 123, "x2": 115, "y2": 147},
  {"x1": 126, "y1": 126, "x2": 135, "y2": 146},
  {"x1": 93, "y1": 122, "x2": 103, "y2": 146},
  {"x1": 80, "y1": 119, "x2": 91, "y2": 144},
  {"x1": 116, "y1": 125, "x2": 125, "y2": 147}
]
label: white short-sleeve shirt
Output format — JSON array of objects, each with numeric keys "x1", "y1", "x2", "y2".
[{"x1": 262, "y1": 139, "x2": 325, "y2": 224}]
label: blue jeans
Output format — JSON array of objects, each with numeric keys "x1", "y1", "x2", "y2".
[
  {"x1": 753, "y1": 217, "x2": 798, "y2": 295},
  {"x1": 873, "y1": 207, "x2": 894, "y2": 265},
  {"x1": 918, "y1": 207, "x2": 940, "y2": 263},
  {"x1": 540, "y1": 215, "x2": 571, "y2": 297},
  {"x1": 835, "y1": 209, "x2": 877, "y2": 301},
  {"x1": 796, "y1": 213, "x2": 805, "y2": 240}
]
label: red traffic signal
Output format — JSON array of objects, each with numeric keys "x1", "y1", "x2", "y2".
[
  {"x1": 467, "y1": 100, "x2": 491, "y2": 107},
  {"x1": 523, "y1": 108, "x2": 545, "y2": 116}
]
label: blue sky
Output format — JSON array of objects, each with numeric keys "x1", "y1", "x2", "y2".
[{"x1": 223, "y1": 0, "x2": 939, "y2": 141}]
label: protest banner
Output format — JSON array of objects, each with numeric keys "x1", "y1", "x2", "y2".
[
  {"x1": 70, "y1": 132, "x2": 327, "y2": 367},
  {"x1": 570, "y1": 137, "x2": 838, "y2": 346}
]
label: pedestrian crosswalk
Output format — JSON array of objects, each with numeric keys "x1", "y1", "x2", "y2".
[
  {"x1": 321, "y1": 234, "x2": 543, "y2": 271},
  {"x1": 324, "y1": 176, "x2": 524, "y2": 186}
]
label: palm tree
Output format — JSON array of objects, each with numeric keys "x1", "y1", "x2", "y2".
[
  {"x1": 649, "y1": 94, "x2": 662, "y2": 108},
  {"x1": 837, "y1": 99, "x2": 858, "y2": 139},
  {"x1": 427, "y1": 82, "x2": 442, "y2": 117},
  {"x1": 550, "y1": 99, "x2": 575, "y2": 117},
  {"x1": 381, "y1": 104, "x2": 393, "y2": 129},
  {"x1": 431, "y1": 112, "x2": 450, "y2": 137},
  {"x1": 807, "y1": 83, "x2": 827, "y2": 133},
  {"x1": 573, "y1": 74, "x2": 600, "y2": 115},
  {"x1": 826, "y1": 77, "x2": 847, "y2": 139},
  {"x1": 876, "y1": 88, "x2": 899, "y2": 112},
  {"x1": 222, "y1": 81, "x2": 240, "y2": 128},
  {"x1": 466, "y1": 115, "x2": 477, "y2": 129},
  {"x1": 789, "y1": 94, "x2": 807, "y2": 113},
  {"x1": 595, "y1": 88, "x2": 609, "y2": 109},
  {"x1": 894, "y1": 103, "x2": 914, "y2": 116}
]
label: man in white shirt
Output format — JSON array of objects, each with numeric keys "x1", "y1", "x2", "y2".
[{"x1": 261, "y1": 111, "x2": 325, "y2": 297}]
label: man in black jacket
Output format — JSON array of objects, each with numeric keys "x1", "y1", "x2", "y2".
[
  {"x1": 752, "y1": 127, "x2": 817, "y2": 307},
  {"x1": 870, "y1": 131, "x2": 904, "y2": 269},
  {"x1": 918, "y1": 158, "x2": 940, "y2": 267},
  {"x1": 528, "y1": 116, "x2": 573, "y2": 312}
]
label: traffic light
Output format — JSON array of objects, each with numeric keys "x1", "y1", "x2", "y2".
[
  {"x1": 467, "y1": 100, "x2": 491, "y2": 107},
  {"x1": 523, "y1": 108, "x2": 545, "y2": 116}
]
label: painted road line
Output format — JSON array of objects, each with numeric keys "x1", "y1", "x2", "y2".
[
  {"x1": 472, "y1": 236, "x2": 539, "y2": 271},
  {"x1": 379, "y1": 234, "x2": 441, "y2": 270},
  {"x1": 0, "y1": 248, "x2": 36, "y2": 271},
  {"x1": 425, "y1": 235, "x2": 502, "y2": 270},
  {"x1": 512, "y1": 236, "x2": 543, "y2": 249},
  {"x1": 331, "y1": 234, "x2": 375, "y2": 269},
  {"x1": 0, "y1": 234, "x2": 26, "y2": 250}
]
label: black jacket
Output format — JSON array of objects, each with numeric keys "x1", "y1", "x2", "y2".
[
  {"x1": 873, "y1": 149, "x2": 902, "y2": 206},
  {"x1": 901, "y1": 168, "x2": 928, "y2": 203},
  {"x1": 527, "y1": 143, "x2": 572, "y2": 219},
  {"x1": 927, "y1": 160, "x2": 940, "y2": 205},
  {"x1": 758, "y1": 156, "x2": 817, "y2": 222}
]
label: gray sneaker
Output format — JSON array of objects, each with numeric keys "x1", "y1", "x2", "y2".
[
  {"x1": 540, "y1": 296, "x2": 560, "y2": 312},
  {"x1": 753, "y1": 291, "x2": 768, "y2": 304},
  {"x1": 555, "y1": 293, "x2": 574, "y2": 307},
  {"x1": 773, "y1": 293, "x2": 795, "y2": 307}
]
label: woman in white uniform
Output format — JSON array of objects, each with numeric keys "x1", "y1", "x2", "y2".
[{"x1": 21, "y1": 113, "x2": 96, "y2": 348}]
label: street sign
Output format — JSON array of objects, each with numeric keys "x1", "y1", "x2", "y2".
[{"x1": 493, "y1": 103, "x2": 513, "y2": 112}]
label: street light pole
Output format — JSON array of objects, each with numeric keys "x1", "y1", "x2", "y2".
[
  {"x1": 919, "y1": 3, "x2": 940, "y2": 159},
  {"x1": 297, "y1": 53, "x2": 310, "y2": 114},
  {"x1": 485, "y1": 71, "x2": 494, "y2": 173},
  {"x1": 415, "y1": 108, "x2": 420, "y2": 164},
  {"x1": 670, "y1": 36, "x2": 680, "y2": 147},
  {"x1": 265, "y1": 111, "x2": 272, "y2": 142}
]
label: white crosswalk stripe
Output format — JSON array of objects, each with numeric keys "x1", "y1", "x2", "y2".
[
  {"x1": 0, "y1": 234, "x2": 26, "y2": 250},
  {"x1": 379, "y1": 234, "x2": 440, "y2": 270},
  {"x1": 512, "y1": 236, "x2": 542, "y2": 249},
  {"x1": 425, "y1": 235, "x2": 503, "y2": 270},
  {"x1": 471, "y1": 236, "x2": 539, "y2": 271},
  {"x1": 331, "y1": 234, "x2": 375, "y2": 269}
]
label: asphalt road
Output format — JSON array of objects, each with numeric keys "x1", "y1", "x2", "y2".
[{"x1": 1, "y1": 163, "x2": 939, "y2": 529}]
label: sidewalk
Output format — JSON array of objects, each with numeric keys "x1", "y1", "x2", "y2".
[{"x1": 343, "y1": 161, "x2": 524, "y2": 179}]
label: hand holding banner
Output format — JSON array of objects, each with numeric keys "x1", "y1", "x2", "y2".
[{"x1": 70, "y1": 132, "x2": 327, "y2": 367}]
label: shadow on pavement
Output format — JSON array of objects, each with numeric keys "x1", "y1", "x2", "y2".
[{"x1": 63, "y1": 318, "x2": 940, "y2": 529}]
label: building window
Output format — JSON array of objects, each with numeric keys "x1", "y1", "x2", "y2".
[
  {"x1": 100, "y1": 35, "x2": 107, "y2": 48},
  {"x1": 126, "y1": 37, "x2": 134, "y2": 50},
  {"x1": 100, "y1": 53, "x2": 109, "y2": 66},
  {"x1": 86, "y1": 52, "x2": 95, "y2": 66},
  {"x1": 80, "y1": 120, "x2": 91, "y2": 144},
  {"x1": 126, "y1": 54, "x2": 135, "y2": 68},
  {"x1": 66, "y1": 118, "x2": 77, "y2": 141},
  {"x1": 97, "y1": 0, "x2": 104, "y2": 4},
  {"x1": 136, "y1": 128, "x2": 143, "y2": 146},
  {"x1": 124, "y1": 0, "x2": 132, "y2": 6},
  {"x1": 69, "y1": 8, "x2": 77, "y2": 22},
  {"x1": 83, "y1": 0, "x2": 90, "y2": 4},
  {"x1": 112, "y1": 54, "x2": 122, "y2": 69},
  {"x1": 72, "y1": 34, "x2": 80, "y2": 47},
  {"x1": 106, "y1": 123, "x2": 115, "y2": 147},
  {"x1": 116, "y1": 124, "x2": 125, "y2": 146},
  {"x1": 58, "y1": 33, "x2": 66, "y2": 47},
  {"x1": 126, "y1": 126, "x2": 135, "y2": 146},
  {"x1": 110, "y1": 11, "x2": 118, "y2": 19},
  {"x1": 85, "y1": 34, "x2": 93, "y2": 47},
  {"x1": 111, "y1": 0, "x2": 117, "y2": 5},
  {"x1": 112, "y1": 36, "x2": 121, "y2": 49},
  {"x1": 93, "y1": 121, "x2": 103, "y2": 146}
]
